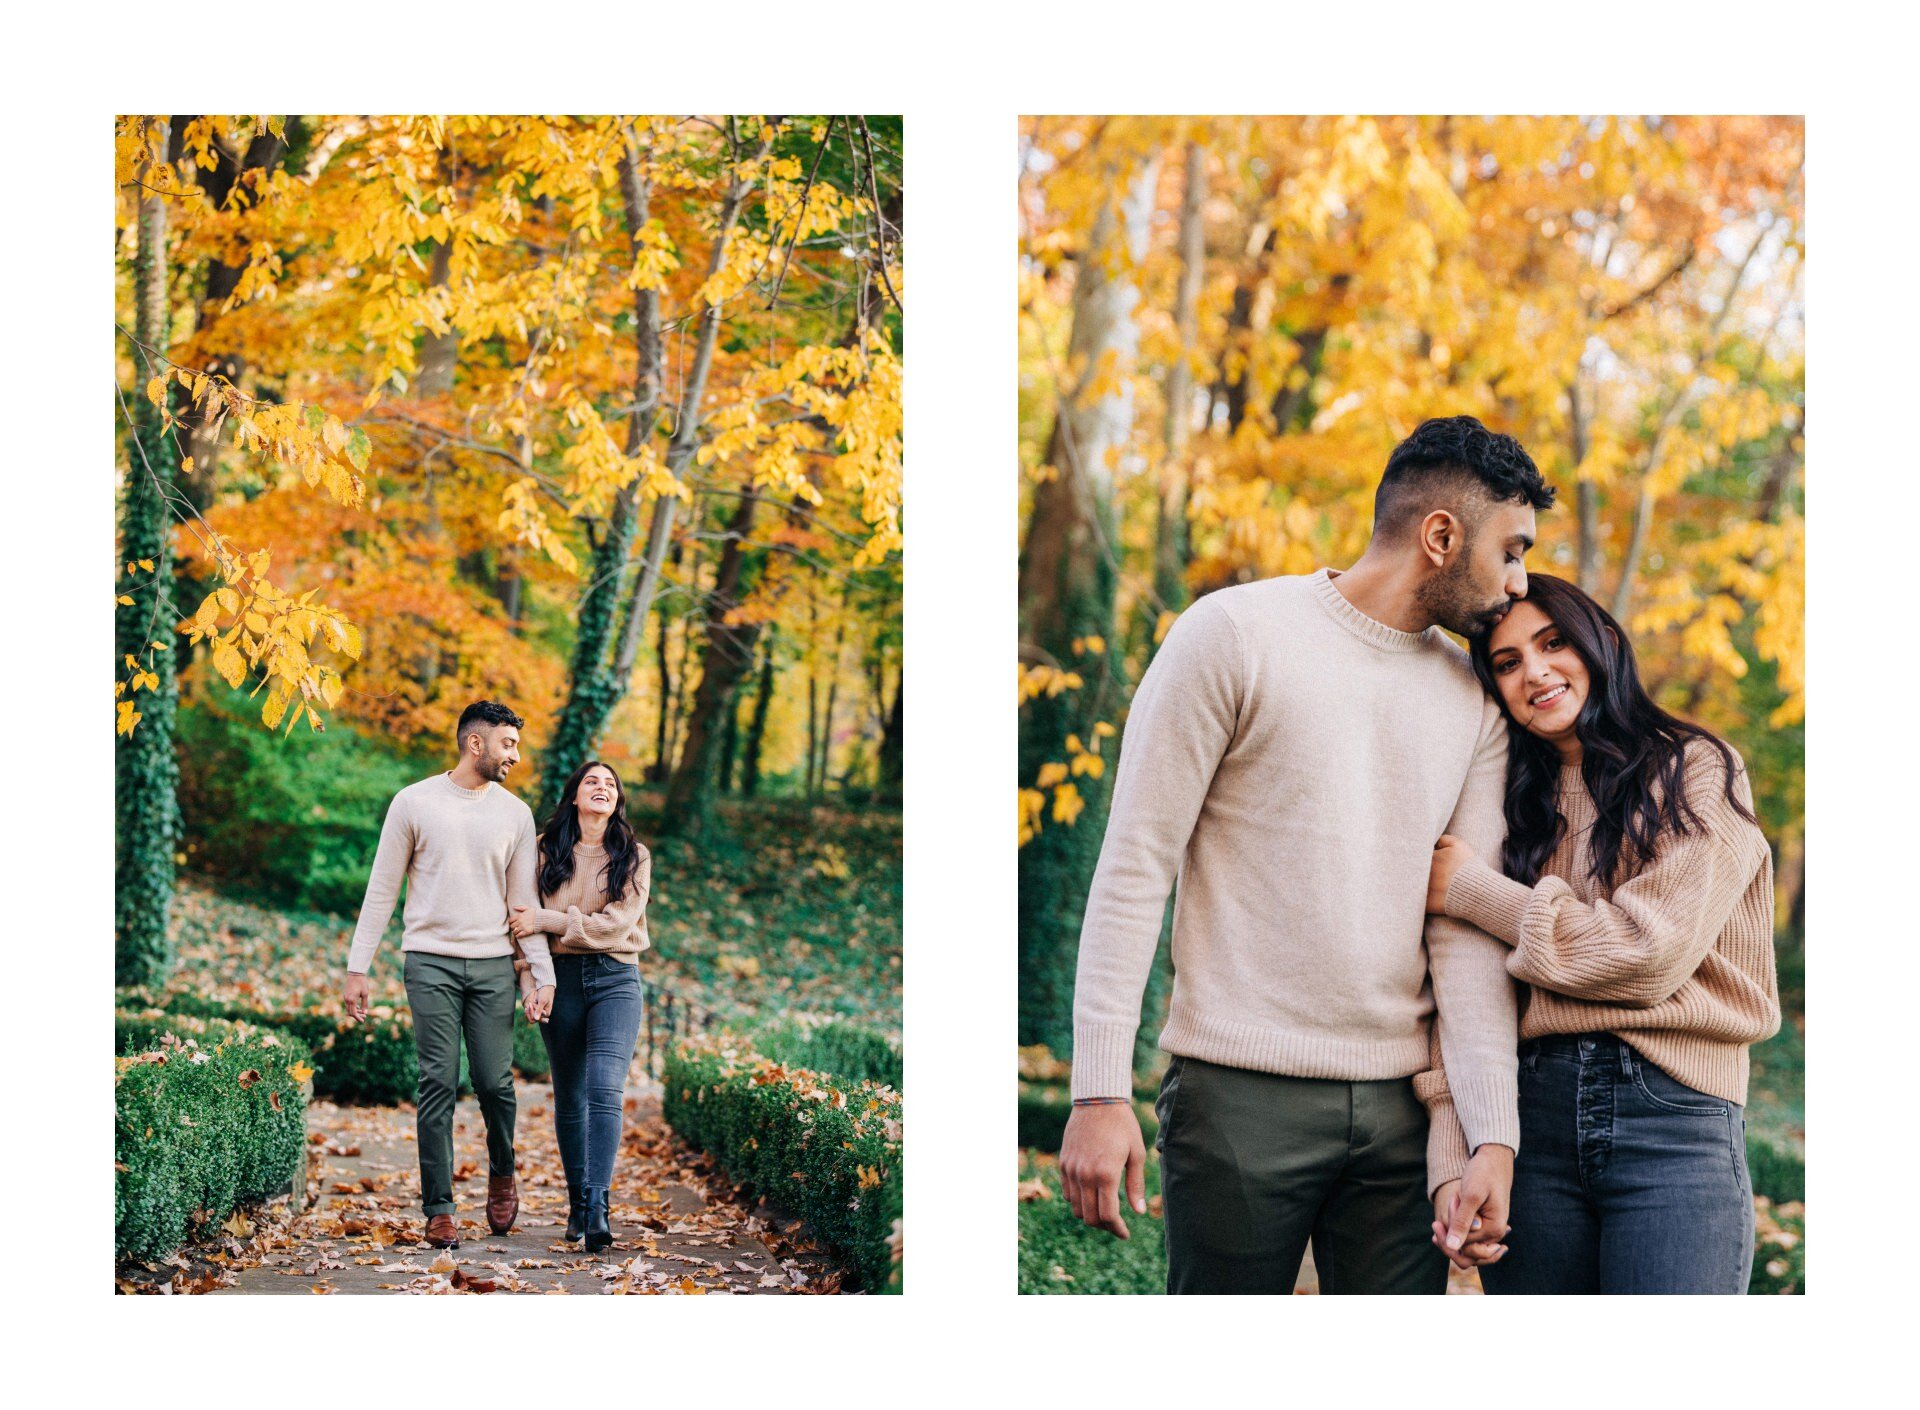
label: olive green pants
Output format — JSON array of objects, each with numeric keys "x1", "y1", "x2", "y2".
[
  {"x1": 1156, "y1": 1055, "x2": 1447, "y2": 1295},
  {"x1": 403, "y1": 952, "x2": 518, "y2": 1217}
]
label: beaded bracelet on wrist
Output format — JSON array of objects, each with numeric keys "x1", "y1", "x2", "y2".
[{"x1": 1071, "y1": 1096, "x2": 1130, "y2": 1106}]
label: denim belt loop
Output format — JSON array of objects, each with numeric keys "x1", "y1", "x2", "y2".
[{"x1": 1616, "y1": 1040, "x2": 1635, "y2": 1078}]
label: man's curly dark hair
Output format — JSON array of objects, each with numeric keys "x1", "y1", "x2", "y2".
[
  {"x1": 1373, "y1": 415, "x2": 1556, "y2": 543},
  {"x1": 456, "y1": 699, "x2": 524, "y2": 747}
]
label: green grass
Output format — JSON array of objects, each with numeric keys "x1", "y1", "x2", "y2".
[{"x1": 1017, "y1": 1150, "x2": 1164, "y2": 1295}]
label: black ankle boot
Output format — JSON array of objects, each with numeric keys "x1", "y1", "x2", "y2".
[
  {"x1": 564, "y1": 1186, "x2": 585, "y2": 1242},
  {"x1": 583, "y1": 1187, "x2": 612, "y2": 1254}
]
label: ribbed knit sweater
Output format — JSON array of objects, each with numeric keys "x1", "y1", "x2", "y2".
[
  {"x1": 1070, "y1": 569, "x2": 1522, "y2": 1166},
  {"x1": 1420, "y1": 739, "x2": 1779, "y2": 1186},
  {"x1": 518, "y1": 839, "x2": 651, "y2": 963},
  {"x1": 345, "y1": 773, "x2": 555, "y2": 989}
]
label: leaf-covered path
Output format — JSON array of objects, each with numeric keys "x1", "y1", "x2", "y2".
[{"x1": 200, "y1": 1078, "x2": 831, "y2": 1295}]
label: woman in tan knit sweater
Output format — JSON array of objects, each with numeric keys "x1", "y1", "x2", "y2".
[
  {"x1": 508, "y1": 760, "x2": 651, "y2": 1254},
  {"x1": 1425, "y1": 573, "x2": 1779, "y2": 1294}
]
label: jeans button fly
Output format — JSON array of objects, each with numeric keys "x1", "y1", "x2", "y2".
[{"x1": 1579, "y1": 1040, "x2": 1594, "y2": 1056}]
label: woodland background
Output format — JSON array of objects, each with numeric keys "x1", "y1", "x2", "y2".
[
  {"x1": 113, "y1": 115, "x2": 903, "y2": 1292},
  {"x1": 1013, "y1": 115, "x2": 1805, "y2": 1294}
]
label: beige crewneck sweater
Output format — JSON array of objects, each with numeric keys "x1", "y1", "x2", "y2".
[
  {"x1": 345, "y1": 773, "x2": 555, "y2": 989},
  {"x1": 1071, "y1": 569, "x2": 1522, "y2": 1164},
  {"x1": 520, "y1": 838, "x2": 651, "y2": 964}
]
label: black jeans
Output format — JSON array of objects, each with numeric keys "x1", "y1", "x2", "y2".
[
  {"x1": 1482, "y1": 1034, "x2": 1754, "y2": 1295},
  {"x1": 540, "y1": 954, "x2": 645, "y2": 1195},
  {"x1": 1156, "y1": 1055, "x2": 1447, "y2": 1295}
]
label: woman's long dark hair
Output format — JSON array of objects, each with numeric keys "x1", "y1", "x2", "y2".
[
  {"x1": 1469, "y1": 574, "x2": 1755, "y2": 888},
  {"x1": 537, "y1": 760, "x2": 643, "y2": 903}
]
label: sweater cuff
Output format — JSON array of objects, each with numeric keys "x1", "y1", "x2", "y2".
[
  {"x1": 1070, "y1": 1023, "x2": 1139, "y2": 1101},
  {"x1": 1445, "y1": 858, "x2": 1531, "y2": 946},
  {"x1": 1447, "y1": 1070, "x2": 1522, "y2": 1157},
  {"x1": 1424, "y1": 1098, "x2": 1471, "y2": 1198}
]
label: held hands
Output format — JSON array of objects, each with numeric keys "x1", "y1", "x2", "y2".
[
  {"x1": 1058, "y1": 1103, "x2": 1149, "y2": 1239},
  {"x1": 519, "y1": 974, "x2": 556, "y2": 1024},
  {"x1": 1431, "y1": 1143, "x2": 1513, "y2": 1271},
  {"x1": 343, "y1": 972, "x2": 371, "y2": 1024},
  {"x1": 1426, "y1": 834, "x2": 1476, "y2": 915}
]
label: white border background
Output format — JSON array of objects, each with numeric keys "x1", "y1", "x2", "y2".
[{"x1": 9, "y1": 0, "x2": 1914, "y2": 1394}]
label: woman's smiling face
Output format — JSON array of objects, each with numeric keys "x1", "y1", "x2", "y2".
[
  {"x1": 573, "y1": 765, "x2": 621, "y2": 819},
  {"x1": 1486, "y1": 599, "x2": 1590, "y2": 758}
]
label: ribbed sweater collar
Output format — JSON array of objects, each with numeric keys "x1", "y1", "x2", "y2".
[
  {"x1": 441, "y1": 772, "x2": 492, "y2": 800},
  {"x1": 1309, "y1": 569, "x2": 1439, "y2": 653}
]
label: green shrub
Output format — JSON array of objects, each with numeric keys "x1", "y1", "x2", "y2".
[
  {"x1": 160, "y1": 992, "x2": 419, "y2": 1104},
  {"x1": 663, "y1": 1037, "x2": 902, "y2": 1293},
  {"x1": 175, "y1": 692, "x2": 434, "y2": 914},
  {"x1": 750, "y1": 1018, "x2": 902, "y2": 1090},
  {"x1": 115, "y1": 1023, "x2": 311, "y2": 1263},
  {"x1": 1747, "y1": 1133, "x2": 1805, "y2": 1204},
  {"x1": 513, "y1": 1011, "x2": 551, "y2": 1080},
  {"x1": 152, "y1": 992, "x2": 552, "y2": 1102}
]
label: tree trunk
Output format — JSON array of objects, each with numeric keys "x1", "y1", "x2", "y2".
[
  {"x1": 1146, "y1": 143, "x2": 1206, "y2": 655},
  {"x1": 538, "y1": 132, "x2": 661, "y2": 820},
  {"x1": 1017, "y1": 157, "x2": 1158, "y2": 1058},
  {"x1": 415, "y1": 237, "x2": 458, "y2": 397},
  {"x1": 661, "y1": 495, "x2": 762, "y2": 837},
  {"x1": 618, "y1": 123, "x2": 777, "y2": 674},
  {"x1": 649, "y1": 606, "x2": 674, "y2": 784},
  {"x1": 117, "y1": 120, "x2": 183, "y2": 988},
  {"x1": 876, "y1": 675, "x2": 902, "y2": 807},
  {"x1": 1570, "y1": 374, "x2": 1600, "y2": 593},
  {"x1": 741, "y1": 630, "x2": 777, "y2": 798},
  {"x1": 815, "y1": 614, "x2": 847, "y2": 798}
]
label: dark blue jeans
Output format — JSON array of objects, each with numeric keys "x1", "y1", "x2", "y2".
[
  {"x1": 1482, "y1": 1033, "x2": 1753, "y2": 1295},
  {"x1": 540, "y1": 954, "x2": 645, "y2": 1194}
]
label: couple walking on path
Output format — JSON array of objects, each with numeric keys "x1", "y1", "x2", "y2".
[
  {"x1": 1060, "y1": 415, "x2": 1780, "y2": 1295},
  {"x1": 341, "y1": 701, "x2": 653, "y2": 1254}
]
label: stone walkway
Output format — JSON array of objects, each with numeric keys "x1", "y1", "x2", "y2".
[{"x1": 211, "y1": 1080, "x2": 810, "y2": 1295}]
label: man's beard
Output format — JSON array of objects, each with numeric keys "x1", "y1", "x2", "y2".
[
  {"x1": 479, "y1": 755, "x2": 511, "y2": 783},
  {"x1": 1418, "y1": 560, "x2": 1509, "y2": 639}
]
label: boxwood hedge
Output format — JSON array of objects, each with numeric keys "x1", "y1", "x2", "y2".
[
  {"x1": 663, "y1": 1036, "x2": 902, "y2": 1293},
  {"x1": 114, "y1": 1020, "x2": 311, "y2": 1263}
]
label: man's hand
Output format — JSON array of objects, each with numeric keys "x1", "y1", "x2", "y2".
[
  {"x1": 1430, "y1": 1178, "x2": 1506, "y2": 1271},
  {"x1": 1058, "y1": 1103, "x2": 1148, "y2": 1239},
  {"x1": 343, "y1": 972, "x2": 372, "y2": 1024},
  {"x1": 523, "y1": 984, "x2": 555, "y2": 1024},
  {"x1": 1431, "y1": 1143, "x2": 1513, "y2": 1270},
  {"x1": 1426, "y1": 834, "x2": 1477, "y2": 914}
]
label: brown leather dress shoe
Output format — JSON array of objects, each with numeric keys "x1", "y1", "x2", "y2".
[
  {"x1": 424, "y1": 1214, "x2": 460, "y2": 1249},
  {"x1": 487, "y1": 1174, "x2": 519, "y2": 1235}
]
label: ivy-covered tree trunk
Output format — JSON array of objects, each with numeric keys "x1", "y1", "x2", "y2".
[
  {"x1": 1016, "y1": 160, "x2": 1158, "y2": 1059},
  {"x1": 117, "y1": 131, "x2": 182, "y2": 988},
  {"x1": 740, "y1": 630, "x2": 776, "y2": 798},
  {"x1": 661, "y1": 495, "x2": 762, "y2": 838},
  {"x1": 538, "y1": 134, "x2": 659, "y2": 821},
  {"x1": 1143, "y1": 141, "x2": 1205, "y2": 660}
]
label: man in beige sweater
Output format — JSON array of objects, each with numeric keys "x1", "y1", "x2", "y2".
[
  {"x1": 341, "y1": 700, "x2": 555, "y2": 1249},
  {"x1": 1059, "y1": 416, "x2": 1555, "y2": 1293}
]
